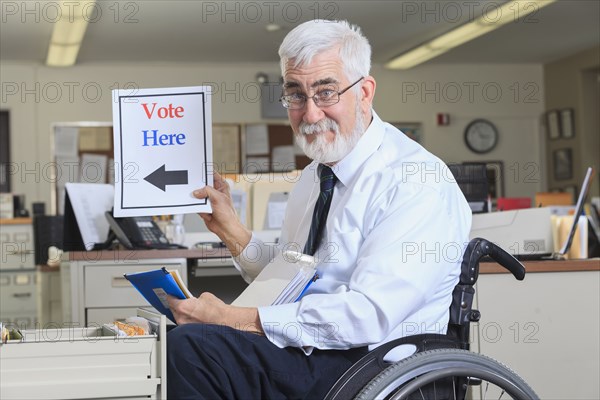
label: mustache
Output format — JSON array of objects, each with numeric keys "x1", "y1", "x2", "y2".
[{"x1": 299, "y1": 118, "x2": 340, "y2": 135}]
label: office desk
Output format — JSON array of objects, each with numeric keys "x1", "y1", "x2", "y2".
[
  {"x1": 62, "y1": 248, "x2": 599, "y2": 398},
  {"x1": 481, "y1": 258, "x2": 600, "y2": 273},
  {"x1": 64, "y1": 248, "x2": 243, "y2": 326},
  {"x1": 477, "y1": 258, "x2": 599, "y2": 399},
  {"x1": 68, "y1": 247, "x2": 231, "y2": 261}
]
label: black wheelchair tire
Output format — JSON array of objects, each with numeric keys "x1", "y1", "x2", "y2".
[{"x1": 355, "y1": 348, "x2": 538, "y2": 400}]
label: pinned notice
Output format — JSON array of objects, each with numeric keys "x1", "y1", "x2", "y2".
[{"x1": 112, "y1": 86, "x2": 213, "y2": 217}]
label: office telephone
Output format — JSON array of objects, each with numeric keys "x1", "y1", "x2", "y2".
[{"x1": 105, "y1": 211, "x2": 173, "y2": 249}]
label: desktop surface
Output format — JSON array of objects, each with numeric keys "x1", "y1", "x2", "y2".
[
  {"x1": 480, "y1": 257, "x2": 599, "y2": 274},
  {"x1": 67, "y1": 247, "x2": 230, "y2": 261}
]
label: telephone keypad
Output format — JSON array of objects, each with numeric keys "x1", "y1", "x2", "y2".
[{"x1": 139, "y1": 227, "x2": 167, "y2": 244}]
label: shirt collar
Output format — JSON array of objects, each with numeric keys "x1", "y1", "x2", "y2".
[{"x1": 331, "y1": 111, "x2": 385, "y2": 187}]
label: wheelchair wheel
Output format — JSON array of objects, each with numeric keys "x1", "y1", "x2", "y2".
[{"x1": 355, "y1": 349, "x2": 538, "y2": 400}]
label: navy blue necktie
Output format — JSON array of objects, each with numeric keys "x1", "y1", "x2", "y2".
[{"x1": 303, "y1": 165, "x2": 338, "y2": 255}]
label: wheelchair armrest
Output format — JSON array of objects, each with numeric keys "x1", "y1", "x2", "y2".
[
  {"x1": 449, "y1": 284, "x2": 479, "y2": 329},
  {"x1": 324, "y1": 334, "x2": 460, "y2": 400},
  {"x1": 461, "y1": 238, "x2": 526, "y2": 285}
]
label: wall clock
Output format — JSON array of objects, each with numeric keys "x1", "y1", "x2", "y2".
[{"x1": 464, "y1": 119, "x2": 498, "y2": 154}]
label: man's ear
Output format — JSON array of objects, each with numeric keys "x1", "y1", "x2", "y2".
[{"x1": 361, "y1": 76, "x2": 376, "y2": 109}]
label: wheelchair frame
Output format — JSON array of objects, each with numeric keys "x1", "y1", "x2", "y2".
[{"x1": 324, "y1": 237, "x2": 537, "y2": 400}]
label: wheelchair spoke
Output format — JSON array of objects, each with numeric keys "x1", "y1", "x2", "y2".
[
  {"x1": 482, "y1": 381, "x2": 507, "y2": 399},
  {"x1": 452, "y1": 378, "x2": 456, "y2": 400}
]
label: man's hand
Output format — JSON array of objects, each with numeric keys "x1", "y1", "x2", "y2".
[
  {"x1": 167, "y1": 292, "x2": 264, "y2": 335},
  {"x1": 193, "y1": 172, "x2": 251, "y2": 256}
]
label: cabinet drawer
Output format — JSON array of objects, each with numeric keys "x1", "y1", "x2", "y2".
[
  {"x1": 0, "y1": 271, "x2": 37, "y2": 313},
  {"x1": 1, "y1": 309, "x2": 166, "y2": 399},
  {"x1": 0, "y1": 313, "x2": 38, "y2": 330},
  {"x1": 1, "y1": 245, "x2": 35, "y2": 270},
  {"x1": 0, "y1": 224, "x2": 35, "y2": 270},
  {"x1": 86, "y1": 306, "x2": 154, "y2": 326},
  {"x1": 84, "y1": 263, "x2": 186, "y2": 307}
]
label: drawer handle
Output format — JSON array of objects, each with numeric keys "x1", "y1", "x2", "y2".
[
  {"x1": 13, "y1": 292, "x2": 32, "y2": 298},
  {"x1": 6, "y1": 250, "x2": 34, "y2": 255},
  {"x1": 112, "y1": 276, "x2": 130, "y2": 288}
]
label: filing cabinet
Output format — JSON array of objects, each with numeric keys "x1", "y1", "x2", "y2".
[
  {"x1": 64, "y1": 253, "x2": 187, "y2": 326},
  {"x1": 0, "y1": 218, "x2": 37, "y2": 328},
  {"x1": 1, "y1": 309, "x2": 167, "y2": 399},
  {"x1": 0, "y1": 218, "x2": 35, "y2": 271},
  {"x1": 37, "y1": 266, "x2": 63, "y2": 326}
]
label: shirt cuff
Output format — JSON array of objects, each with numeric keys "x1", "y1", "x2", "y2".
[
  {"x1": 258, "y1": 302, "x2": 315, "y2": 354},
  {"x1": 232, "y1": 233, "x2": 277, "y2": 282}
]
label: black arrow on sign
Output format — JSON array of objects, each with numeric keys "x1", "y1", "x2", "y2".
[{"x1": 144, "y1": 164, "x2": 188, "y2": 191}]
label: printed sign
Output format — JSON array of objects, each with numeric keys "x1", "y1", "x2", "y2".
[{"x1": 112, "y1": 86, "x2": 213, "y2": 217}]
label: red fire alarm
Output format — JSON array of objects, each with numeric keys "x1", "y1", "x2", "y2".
[{"x1": 437, "y1": 113, "x2": 450, "y2": 126}]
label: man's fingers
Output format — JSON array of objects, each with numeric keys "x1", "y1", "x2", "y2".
[
  {"x1": 212, "y1": 172, "x2": 231, "y2": 193},
  {"x1": 166, "y1": 295, "x2": 180, "y2": 308},
  {"x1": 193, "y1": 185, "x2": 221, "y2": 200},
  {"x1": 199, "y1": 212, "x2": 212, "y2": 222},
  {"x1": 192, "y1": 187, "x2": 209, "y2": 199}
]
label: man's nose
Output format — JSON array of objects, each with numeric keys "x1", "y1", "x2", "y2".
[{"x1": 302, "y1": 98, "x2": 325, "y2": 125}]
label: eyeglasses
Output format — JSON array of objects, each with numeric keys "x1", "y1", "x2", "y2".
[{"x1": 279, "y1": 77, "x2": 364, "y2": 110}]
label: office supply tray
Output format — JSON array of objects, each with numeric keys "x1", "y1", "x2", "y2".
[{"x1": 0, "y1": 309, "x2": 167, "y2": 399}]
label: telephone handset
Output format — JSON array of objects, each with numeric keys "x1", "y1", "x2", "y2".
[{"x1": 105, "y1": 211, "x2": 172, "y2": 249}]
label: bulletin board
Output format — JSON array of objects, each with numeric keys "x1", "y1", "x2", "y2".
[
  {"x1": 243, "y1": 123, "x2": 311, "y2": 173},
  {"x1": 392, "y1": 122, "x2": 423, "y2": 144},
  {"x1": 212, "y1": 124, "x2": 242, "y2": 175}
]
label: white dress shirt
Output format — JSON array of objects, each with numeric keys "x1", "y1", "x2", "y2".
[{"x1": 234, "y1": 111, "x2": 472, "y2": 353}]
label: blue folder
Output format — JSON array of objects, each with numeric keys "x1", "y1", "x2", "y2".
[{"x1": 124, "y1": 267, "x2": 187, "y2": 323}]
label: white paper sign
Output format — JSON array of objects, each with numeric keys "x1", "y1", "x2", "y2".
[{"x1": 112, "y1": 86, "x2": 213, "y2": 217}]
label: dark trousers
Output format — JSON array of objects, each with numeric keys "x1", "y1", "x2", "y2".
[{"x1": 167, "y1": 324, "x2": 368, "y2": 400}]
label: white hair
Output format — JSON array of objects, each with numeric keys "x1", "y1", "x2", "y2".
[{"x1": 279, "y1": 20, "x2": 371, "y2": 86}]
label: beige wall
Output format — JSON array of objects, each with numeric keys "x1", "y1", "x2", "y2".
[
  {"x1": 1, "y1": 61, "x2": 545, "y2": 211},
  {"x1": 544, "y1": 46, "x2": 600, "y2": 197}
]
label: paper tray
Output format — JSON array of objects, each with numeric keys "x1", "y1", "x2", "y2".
[{"x1": 0, "y1": 309, "x2": 167, "y2": 399}]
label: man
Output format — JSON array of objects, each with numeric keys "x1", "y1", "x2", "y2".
[{"x1": 167, "y1": 19, "x2": 472, "y2": 399}]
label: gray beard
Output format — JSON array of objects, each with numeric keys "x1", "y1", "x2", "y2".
[{"x1": 295, "y1": 103, "x2": 365, "y2": 164}]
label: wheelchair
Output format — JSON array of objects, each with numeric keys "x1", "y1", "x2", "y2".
[{"x1": 324, "y1": 237, "x2": 539, "y2": 400}]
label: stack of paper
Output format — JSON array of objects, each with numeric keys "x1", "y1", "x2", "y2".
[
  {"x1": 232, "y1": 251, "x2": 317, "y2": 307},
  {"x1": 551, "y1": 214, "x2": 588, "y2": 259}
]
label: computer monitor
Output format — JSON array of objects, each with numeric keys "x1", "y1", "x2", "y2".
[
  {"x1": 62, "y1": 190, "x2": 86, "y2": 251},
  {"x1": 555, "y1": 167, "x2": 595, "y2": 257},
  {"x1": 448, "y1": 163, "x2": 489, "y2": 213}
]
